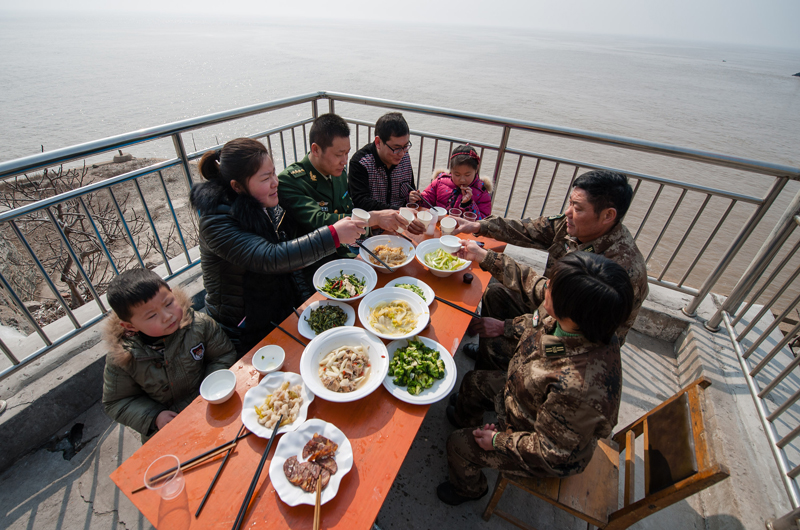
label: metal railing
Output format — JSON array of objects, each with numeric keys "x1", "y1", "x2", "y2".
[
  {"x1": 0, "y1": 91, "x2": 799, "y2": 384},
  {"x1": 712, "y1": 188, "x2": 800, "y2": 513}
]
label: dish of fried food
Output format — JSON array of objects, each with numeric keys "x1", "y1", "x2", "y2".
[
  {"x1": 367, "y1": 244, "x2": 407, "y2": 266},
  {"x1": 283, "y1": 434, "x2": 339, "y2": 492}
]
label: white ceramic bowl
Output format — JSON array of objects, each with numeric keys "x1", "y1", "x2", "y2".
[
  {"x1": 383, "y1": 336, "x2": 458, "y2": 405},
  {"x1": 358, "y1": 234, "x2": 416, "y2": 273},
  {"x1": 358, "y1": 287, "x2": 430, "y2": 340},
  {"x1": 252, "y1": 345, "x2": 285, "y2": 375},
  {"x1": 299, "y1": 327, "x2": 389, "y2": 403},
  {"x1": 313, "y1": 259, "x2": 378, "y2": 301},
  {"x1": 200, "y1": 369, "x2": 237, "y2": 404},
  {"x1": 439, "y1": 235, "x2": 462, "y2": 254},
  {"x1": 297, "y1": 300, "x2": 356, "y2": 340},
  {"x1": 386, "y1": 276, "x2": 434, "y2": 306},
  {"x1": 415, "y1": 238, "x2": 471, "y2": 277}
]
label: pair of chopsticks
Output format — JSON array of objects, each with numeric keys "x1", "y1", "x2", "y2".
[
  {"x1": 313, "y1": 475, "x2": 323, "y2": 530},
  {"x1": 231, "y1": 415, "x2": 283, "y2": 530},
  {"x1": 434, "y1": 295, "x2": 482, "y2": 319},
  {"x1": 357, "y1": 241, "x2": 394, "y2": 273},
  {"x1": 195, "y1": 424, "x2": 247, "y2": 517},
  {"x1": 270, "y1": 321, "x2": 308, "y2": 347},
  {"x1": 401, "y1": 181, "x2": 434, "y2": 209},
  {"x1": 133, "y1": 429, "x2": 254, "y2": 494}
]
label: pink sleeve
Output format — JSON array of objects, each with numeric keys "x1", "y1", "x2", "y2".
[
  {"x1": 421, "y1": 180, "x2": 439, "y2": 208},
  {"x1": 475, "y1": 187, "x2": 492, "y2": 220}
]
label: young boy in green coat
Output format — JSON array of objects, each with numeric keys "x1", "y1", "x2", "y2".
[{"x1": 101, "y1": 268, "x2": 237, "y2": 442}]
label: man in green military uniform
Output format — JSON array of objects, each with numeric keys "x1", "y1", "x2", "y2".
[
  {"x1": 278, "y1": 113, "x2": 421, "y2": 286},
  {"x1": 437, "y1": 249, "x2": 634, "y2": 505},
  {"x1": 452, "y1": 170, "x2": 648, "y2": 370}
]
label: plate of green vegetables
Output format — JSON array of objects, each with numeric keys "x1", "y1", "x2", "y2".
[
  {"x1": 387, "y1": 276, "x2": 434, "y2": 306},
  {"x1": 383, "y1": 336, "x2": 457, "y2": 405},
  {"x1": 297, "y1": 300, "x2": 356, "y2": 339}
]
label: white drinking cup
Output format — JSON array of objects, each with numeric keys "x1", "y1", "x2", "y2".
[{"x1": 440, "y1": 217, "x2": 457, "y2": 235}]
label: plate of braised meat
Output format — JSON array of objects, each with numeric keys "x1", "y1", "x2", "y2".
[{"x1": 268, "y1": 418, "x2": 353, "y2": 506}]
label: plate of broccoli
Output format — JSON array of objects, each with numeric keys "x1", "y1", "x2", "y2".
[{"x1": 383, "y1": 336, "x2": 457, "y2": 405}]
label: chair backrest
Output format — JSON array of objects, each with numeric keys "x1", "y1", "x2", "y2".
[{"x1": 606, "y1": 376, "x2": 730, "y2": 530}]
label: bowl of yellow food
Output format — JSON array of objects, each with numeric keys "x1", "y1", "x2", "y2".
[
  {"x1": 414, "y1": 238, "x2": 471, "y2": 278},
  {"x1": 357, "y1": 287, "x2": 430, "y2": 340},
  {"x1": 358, "y1": 234, "x2": 416, "y2": 273}
]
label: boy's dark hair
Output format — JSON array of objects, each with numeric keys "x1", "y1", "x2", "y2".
[
  {"x1": 449, "y1": 144, "x2": 481, "y2": 171},
  {"x1": 107, "y1": 268, "x2": 170, "y2": 322},
  {"x1": 198, "y1": 137, "x2": 271, "y2": 190},
  {"x1": 309, "y1": 113, "x2": 350, "y2": 151},
  {"x1": 375, "y1": 112, "x2": 409, "y2": 143},
  {"x1": 549, "y1": 252, "x2": 633, "y2": 345},
  {"x1": 573, "y1": 170, "x2": 633, "y2": 222}
]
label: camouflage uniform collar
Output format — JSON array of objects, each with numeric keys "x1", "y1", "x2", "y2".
[
  {"x1": 564, "y1": 219, "x2": 628, "y2": 255},
  {"x1": 538, "y1": 321, "x2": 600, "y2": 357}
]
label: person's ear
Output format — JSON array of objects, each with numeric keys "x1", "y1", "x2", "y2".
[
  {"x1": 119, "y1": 320, "x2": 138, "y2": 333},
  {"x1": 230, "y1": 179, "x2": 246, "y2": 194},
  {"x1": 310, "y1": 142, "x2": 322, "y2": 157},
  {"x1": 602, "y1": 207, "x2": 618, "y2": 226},
  {"x1": 374, "y1": 137, "x2": 382, "y2": 148}
]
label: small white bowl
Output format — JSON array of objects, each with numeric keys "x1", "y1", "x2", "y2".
[
  {"x1": 439, "y1": 235, "x2": 462, "y2": 254},
  {"x1": 313, "y1": 259, "x2": 378, "y2": 301},
  {"x1": 358, "y1": 287, "x2": 430, "y2": 340},
  {"x1": 440, "y1": 217, "x2": 457, "y2": 235},
  {"x1": 431, "y1": 206, "x2": 448, "y2": 218},
  {"x1": 252, "y1": 345, "x2": 285, "y2": 375},
  {"x1": 200, "y1": 369, "x2": 237, "y2": 404},
  {"x1": 415, "y1": 238, "x2": 471, "y2": 278},
  {"x1": 358, "y1": 234, "x2": 416, "y2": 273}
]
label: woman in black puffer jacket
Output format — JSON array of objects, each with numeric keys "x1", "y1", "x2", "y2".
[{"x1": 190, "y1": 138, "x2": 365, "y2": 355}]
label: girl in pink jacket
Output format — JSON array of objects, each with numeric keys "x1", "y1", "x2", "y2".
[{"x1": 420, "y1": 145, "x2": 493, "y2": 219}]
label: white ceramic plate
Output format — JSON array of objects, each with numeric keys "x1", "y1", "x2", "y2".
[
  {"x1": 386, "y1": 276, "x2": 434, "y2": 306},
  {"x1": 313, "y1": 259, "x2": 378, "y2": 301},
  {"x1": 357, "y1": 287, "x2": 430, "y2": 340},
  {"x1": 415, "y1": 238, "x2": 471, "y2": 278},
  {"x1": 299, "y1": 326, "x2": 389, "y2": 403},
  {"x1": 358, "y1": 234, "x2": 416, "y2": 273},
  {"x1": 297, "y1": 300, "x2": 356, "y2": 340},
  {"x1": 383, "y1": 336, "x2": 457, "y2": 405},
  {"x1": 241, "y1": 372, "x2": 314, "y2": 438},
  {"x1": 268, "y1": 419, "x2": 354, "y2": 507}
]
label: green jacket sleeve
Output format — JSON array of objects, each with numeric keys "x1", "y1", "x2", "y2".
[
  {"x1": 278, "y1": 175, "x2": 347, "y2": 234},
  {"x1": 197, "y1": 313, "x2": 238, "y2": 376},
  {"x1": 102, "y1": 358, "x2": 166, "y2": 437}
]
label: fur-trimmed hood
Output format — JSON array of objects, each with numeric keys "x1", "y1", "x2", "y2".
[
  {"x1": 431, "y1": 167, "x2": 493, "y2": 193},
  {"x1": 103, "y1": 285, "x2": 194, "y2": 366}
]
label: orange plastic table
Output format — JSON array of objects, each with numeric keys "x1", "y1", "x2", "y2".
[{"x1": 110, "y1": 233, "x2": 506, "y2": 529}]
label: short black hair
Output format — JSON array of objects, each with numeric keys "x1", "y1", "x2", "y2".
[
  {"x1": 309, "y1": 113, "x2": 350, "y2": 151},
  {"x1": 375, "y1": 112, "x2": 409, "y2": 143},
  {"x1": 573, "y1": 170, "x2": 633, "y2": 221},
  {"x1": 107, "y1": 268, "x2": 169, "y2": 322},
  {"x1": 549, "y1": 252, "x2": 634, "y2": 345}
]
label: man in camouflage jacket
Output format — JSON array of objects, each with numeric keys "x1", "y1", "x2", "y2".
[
  {"x1": 455, "y1": 170, "x2": 647, "y2": 370},
  {"x1": 438, "y1": 248, "x2": 630, "y2": 504}
]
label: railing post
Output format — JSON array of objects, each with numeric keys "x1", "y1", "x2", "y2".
[
  {"x1": 766, "y1": 507, "x2": 800, "y2": 530},
  {"x1": 683, "y1": 177, "x2": 788, "y2": 317},
  {"x1": 311, "y1": 99, "x2": 319, "y2": 120},
  {"x1": 705, "y1": 186, "x2": 800, "y2": 330},
  {"x1": 172, "y1": 133, "x2": 195, "y2": 192},
  {"x1": 490, "y1": 127, "x2": 511, "y2": 209},
  {"x1": 328, "y1": 98, "x2": 335, "y2": 114}
]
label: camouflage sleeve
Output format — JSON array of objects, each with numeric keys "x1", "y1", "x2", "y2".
[
  {"x1": 197, "y1": 313, "x2": 238, "y2": 377},
  {"x1": 480, "y1": 250, "x2": 547, "y2": 312},
  {"x1": 493, "y1": 389, "x2": 607, "y2": 472},
  {"x1": 102, "y1": 358, "x2": 166, "y2": 437},
  {"x1": 478, "y1": 215, "x2": 556, "y2": 250}
]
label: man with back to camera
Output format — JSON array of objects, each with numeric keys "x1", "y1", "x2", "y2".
[
  {"x1": 348, "y1": 112, "x2": 423, "y2": 210},
  {"x1": 278, "y1": 113, "x2": 421, "y2": 289},
  {"x1": 451, "y1": 170, "x2": 648, "y2": 371}
]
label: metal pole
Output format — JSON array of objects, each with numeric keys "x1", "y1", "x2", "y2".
[
  {"x1": 767, "y1": 507, "x2": 800, "y2": 530},
  {"x1": 705, "y1": 185, "x2": 800, "y2": 329},
  {"x1": 490, "y1": 126, "x2": 511, "y2": 210},
  {"x1": 684, "y1": 177, "x2": 788, "y2": 317},
  {"x1": 172, "y1": 133, "x2": 194, "y2": 192}
]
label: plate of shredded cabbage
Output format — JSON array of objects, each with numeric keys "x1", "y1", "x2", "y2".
[
  {"x1": 357, "y1": 287, "x2": 429, "y2": 340},
  {"x1": 415, "y1": 239, "x2": 471, "y2": 277}
]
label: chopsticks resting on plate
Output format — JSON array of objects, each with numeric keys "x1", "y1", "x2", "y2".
[
  {"x1": 270, "y1": 321, "x2": 308, "y2": 347},
  {"x1": 195, "y1": 423, "x2": 247, "y2": 517},
  {"x1": 231, "y1": 415, "x2": 283, "y2": 530},
  {"x1": 133, "y1": 430, "x2": 254, "y2": 493},
  {"x1": 356, "y1": 241, "x2": 394, "y2": 273},
  {"x1": 313, "y1": 475, "x2": 322, "y2": 530},
  {"x1": 434, "y1": 296, "x2": 482, "y2": 319}
]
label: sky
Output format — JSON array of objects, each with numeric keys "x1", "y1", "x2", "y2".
[{"x1": 1, "y1": 0, "x2": 799, "y2": 49}]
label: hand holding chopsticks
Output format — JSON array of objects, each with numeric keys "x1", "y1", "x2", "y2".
[{"x1": 232, "y1": 415, "x2": 283, "y2": 530}]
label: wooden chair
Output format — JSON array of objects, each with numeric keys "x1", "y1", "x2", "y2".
[{"x1": 482, "y1": 376, "x2": 729, "y2": 530}]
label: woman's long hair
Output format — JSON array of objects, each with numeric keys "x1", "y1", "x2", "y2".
[{"x1": 198, "y1": 138, "x2": 271, "y2": 191}]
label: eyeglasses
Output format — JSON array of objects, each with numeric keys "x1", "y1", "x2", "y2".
[{"x1": 384, "y1": 141, "x2": 412, "y2": 155}]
